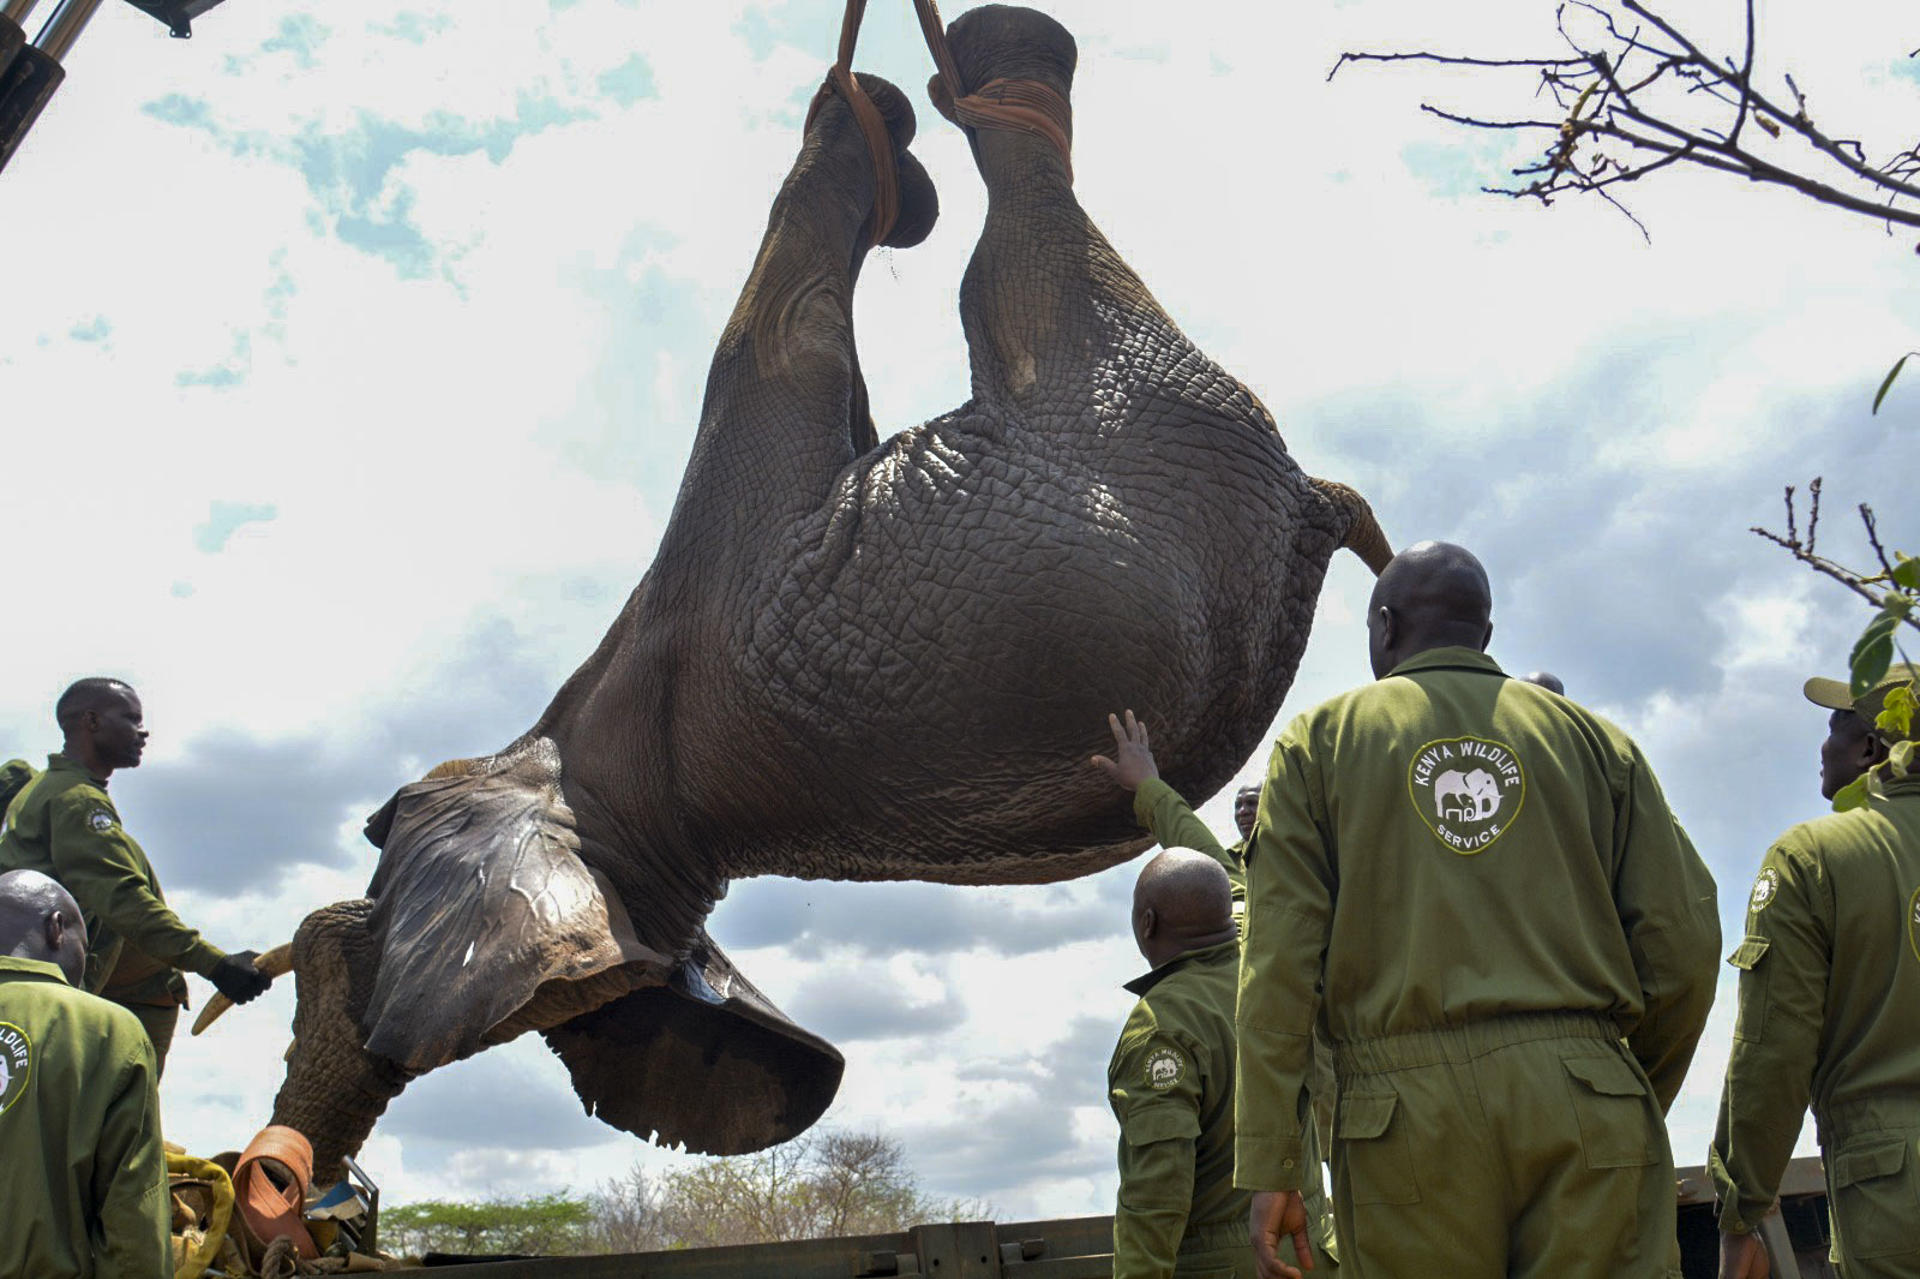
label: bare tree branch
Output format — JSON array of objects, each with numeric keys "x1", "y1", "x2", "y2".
[
  {"x1": 1337, "y1": 0, "x2": 1920, "y2": 237},
  {"x1": 1754, "y1": 481, "x2": 1920, "y2": 634}
]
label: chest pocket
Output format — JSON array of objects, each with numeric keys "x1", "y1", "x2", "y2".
[{"x1": 1727, "y1": 936, "x2": 1770, "y2": 1043}]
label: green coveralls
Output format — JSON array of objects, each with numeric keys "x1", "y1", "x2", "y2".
[
  {"x1": 0, "y1": 955, "x2": 171, "y2": 1279},
  {"x1": 1133, "y1": 778, "x2": 1340, "y2": 1266},
  {"x1": 1234, "y1": 647, "x2": 1721, "y2": 1279},
  {"x1": 1112, "y1": 939, "x2": 1337, "y2": 1279},
  {"x1": 0, "y1": 754, "x2": 226, "y2": 1076},
  {"x1": 1708, "y1": 773, "x2": 1920, "y2": 1278}
]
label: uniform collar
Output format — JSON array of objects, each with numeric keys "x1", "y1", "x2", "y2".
[
  {"x1": 0, "y1": 956, "x2": 74, "y2": 986},
  {"x1": 1386, "y1": 646, "x2": 1506, "y2": 680},
  {"x1": 1876, "y1": 773, "x2": 1920, "y2": 801},
  {"x1": 1123, "y1": 937, "x2": 1238, "y2": 996},
  {"x1": 45, "y1": 752, "x2": 106, "y2": 787}
]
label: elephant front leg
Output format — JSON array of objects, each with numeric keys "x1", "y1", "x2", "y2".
[{"x1": 270, "y1": 899, "x2": 417, "y2": 1183}]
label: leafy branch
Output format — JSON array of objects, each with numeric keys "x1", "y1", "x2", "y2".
[{"x1": 1330, "y1": 0, "x2": 1920, "y2": 241}]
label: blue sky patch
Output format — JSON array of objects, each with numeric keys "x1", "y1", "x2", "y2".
[
  {"x1": 68, "y1": 315, "x2": 111, "y2": 343},
  {"x1": 193, "y1": 501, "x2": 280, "y2": 554},
  {"x1": 597, "y1": 54, "x2": 657, "y2": 108}
]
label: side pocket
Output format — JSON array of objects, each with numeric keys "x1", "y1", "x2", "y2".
[
  {"x1": 1562, "y1": 1054, "x2": 1657, "y2": 1170},
  {"x1": 1727, "y1": 935, "x2": 1771, "y2": 1043},
  {"x1": 1831, "y1": 1137, "x2": 1920, "y2": 1259},
  {"x1": 1335, "y1": 1091, "x2": 1420, "y2": 1206}
]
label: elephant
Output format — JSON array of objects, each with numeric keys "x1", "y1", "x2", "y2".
[{"x1": 202, "y1": 4, "x2": 1390, "y2": 1178}]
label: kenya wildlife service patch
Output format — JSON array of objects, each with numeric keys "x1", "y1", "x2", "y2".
[
  {"x1": 1408, "y1": 737, "x2": 1526, "y2": 855},
  {"x1": 1749, "y1": 867, "x2": 1781, "y2": 914},
  {"x1": 0, "y1": 1022, "x2": 30, "y2": 1116},
  {"x1": 1145, "y1": 1046, "x2": 1186, "y2": 1092},
  {"x1": 88, "y1": 808, "x2": 114, "y2": 834}
]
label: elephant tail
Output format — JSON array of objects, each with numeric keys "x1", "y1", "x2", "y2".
[{"x1": 1312, "y1": 477, "x2": 1393, "y2": 575}]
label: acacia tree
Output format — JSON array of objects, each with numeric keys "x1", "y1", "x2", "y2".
[{"x1": 1331, "y1": 0, "x2": 1920, "y2": 241}]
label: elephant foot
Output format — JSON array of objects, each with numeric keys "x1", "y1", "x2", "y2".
[{"x1": 807, "y1": 70, "x2": 940, "y2": 253}]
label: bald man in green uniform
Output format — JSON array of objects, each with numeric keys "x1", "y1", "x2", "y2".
[
  {"x1": 0, "y1": 677, "x2": 272, "y2": 1075},
  {"x1": 1235, "y1": 541, "x2": 1720, "y2": 1279},
  {"x1": 1710, "y1": 662, "x2": 1920, "y2": 1279},
  {"x1": 1095, "y1": 716, "x2": 1337, "y2": 1276},
  {"x1": 0, "y1": 868, "x2": 170, "y2": 1279}
]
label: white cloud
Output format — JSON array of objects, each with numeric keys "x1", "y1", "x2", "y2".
[{"x1": 3, "y1": 0, "x2": 1913, "y2": 1230}]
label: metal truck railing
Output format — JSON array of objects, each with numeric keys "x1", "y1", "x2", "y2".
[{"x1": 407, "y1": 1158, "x2": 1835, "y2": 1278}]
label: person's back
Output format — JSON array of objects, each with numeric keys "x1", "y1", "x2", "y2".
[
  {"x1": 0, "y1": 869, "x2": 169, "y2": 1279},
  {"x1": 1305, "y1": 656, "x2": 1710, "y2": 1066},
  {"x1": 1236, "y1": 541, "x2": 1719, "y2": 1279}
]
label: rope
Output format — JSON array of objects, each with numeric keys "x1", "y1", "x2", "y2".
[{"x1": 805, "y1": 0, "x2": 1076, "y2": 250}]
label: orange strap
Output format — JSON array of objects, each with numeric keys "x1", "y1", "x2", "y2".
[{"x1": 807, "y1": 0, "x2": 1075, "y2": 248}]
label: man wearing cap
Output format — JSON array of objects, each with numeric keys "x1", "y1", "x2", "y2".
[
  {"x1": 1235, "y1": 541, "x2": 1720, "y2": 1279},
  {"x1": 0, "y1": 677, "x2": 273, "y2": 1075},
  {"x1": 0, "y1": 868, "x2": 171, "y2": 1279},
  {"x1": 1710, "y1": 662, "x2": 1920, "y2": 1279}
]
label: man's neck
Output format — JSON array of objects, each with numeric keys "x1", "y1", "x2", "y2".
[{"x1": 60, "y1": 741, "x2": 111, "y2": 783}]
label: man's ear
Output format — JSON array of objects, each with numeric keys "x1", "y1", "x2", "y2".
[
  {"x1": 42, "y1": 910, "x2": 64, "y2": 952},
  {"x1": 1138, "y1": 905, "x2": 1157, "y2": 941},
  {"x1": 1865, "y1": 732, "x2": 1893, "y2": 771},
  {"x1": 1481, "y1": 619, "x2": 1495, "y2": 652}
]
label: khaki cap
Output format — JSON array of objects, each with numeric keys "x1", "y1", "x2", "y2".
[{"x1": 1805, "y1": 661, "x2": 1920, "y2": 737}]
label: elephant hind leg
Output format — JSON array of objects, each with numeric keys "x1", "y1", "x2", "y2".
[{"x1": 670, "y1": 73, "x2": 938, "y2": 543}]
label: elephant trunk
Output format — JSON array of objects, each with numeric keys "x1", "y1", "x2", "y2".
[
  {"x1": 269, "y1": 899, "x2": 417, "y2": 1184},
  {"x1": 1312, "y1": 477, "x2": 1393, "y2": 575}
]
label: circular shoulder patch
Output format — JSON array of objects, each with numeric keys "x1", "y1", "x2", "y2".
[
  {"x1": 1145, "y1": 1046, "x2": 1187, "y2": 1092},
  {"x1": 1749, "y1": 867, "x2": 1780, "y2": 914},
  {"x1": 1407, "y1": 737, "x2": 1527, "y2": 855},
  {"x1": 87, "y1": 808, "x2": 114, "y2": 834},
  {"x1": 1907, "y1": 886, "x2": 1920, "y2": 966},
  {"x1": 0, "y1": 1022, "x2": 31, "y2": 1116}
]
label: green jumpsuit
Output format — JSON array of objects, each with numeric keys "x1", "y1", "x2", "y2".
[
  {"x1": 1132, "y1": 777, "x2": 1340, "y2": 1266},
  {"x1": 0, "y1": 955, "x2": 171, "y2": 1278},
  {"x1": 1708, "y1": 772, "x2": 1920, "y2": 1278},
  {"x1": 1111, "y1": 938, "x2": 1337, "y2": 1278},
  {"x1": 1, "y1": 754, "x2": 226, "y2": 1075},
  {"x1": 1234, "y1": 647, "x2": 1721, "y2": 1278}
]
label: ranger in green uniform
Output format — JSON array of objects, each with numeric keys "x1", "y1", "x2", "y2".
[
  {"x1": 1710, "y1": 662, "x2": 1920, "y2": 1279},
  {"x1": 1107, "y1": 849, "x2": 1273, "y2": 1277},
  {"x1": 0, "y1": 868, "x2": 171, "y2": 1279},
  {"x1": 0, "y1": 678, "x2": 272, "y2": 1075},
  {"x1": 1234, "y1": 542, "x2": 1720, "y2": 1279},
  {"x1": 1094, "y1": 712, "x2": 1337, "y2": 1275}
]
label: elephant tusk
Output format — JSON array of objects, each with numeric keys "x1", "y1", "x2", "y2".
[{"x1": 190, "y1": 942, "x2": 295, "y2": 1036}]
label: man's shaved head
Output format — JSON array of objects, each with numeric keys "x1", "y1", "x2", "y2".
[
  {"x1": 1131, "y1": 848, "x2": 1236, "y2": 967},
  {"x1": 1521, "y1": 671, "x2": 1565, "y2": 695},
  {"x1": 1367, "y1": 541, "x2": 1495, "y2": 678},
  {"x1": 0, "y1": 869, "x2": 88, "y2": 986},
  {"x1": 55, "y1": 678, "x2": 136, "y2": 731}
]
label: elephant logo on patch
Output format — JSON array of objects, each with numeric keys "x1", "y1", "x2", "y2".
[
  {"x1": 1408, "y1": 737, "x2": 1526, "y2": 855},
  {"x1": 1433, "y1": 768, "x2": 1502, "y2": 823},
  {"x1": 1146, "y1": 1047, "x2": 1185, "y2": 1091}
]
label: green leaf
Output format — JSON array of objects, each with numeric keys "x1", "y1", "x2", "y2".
[
  {"x1": 1881, "y1": 683, "x2": 1918, "y2": 741},
  {"x1": 1894, "y1": 555, "x2": 1920, "y2": 592},
  {"x1": 1873, "y1": 353, "x2": 1912, "y2": 415},
  {"x1": 1890, "y1": 739, "x2": 1915, "y2": 779},
  {"x1": 1831, "y1": 772, "x2": 1872, "y2": 811},
  {"x1": 1849, "y1": 607, "x2": 1902, "y2": 697}
]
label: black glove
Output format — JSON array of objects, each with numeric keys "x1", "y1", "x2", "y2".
[{"x1": 210, "y1": 950, "x2": 272, "y2": 1004}]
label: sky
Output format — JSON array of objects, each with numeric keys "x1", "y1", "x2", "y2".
[{"x1": 3, "y1": 0, "x2": 1918, "y2": 1228}]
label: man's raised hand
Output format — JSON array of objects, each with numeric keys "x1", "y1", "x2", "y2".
[{"x1": 1090, "y1": 710, "x2": 1159, "y2": 791}]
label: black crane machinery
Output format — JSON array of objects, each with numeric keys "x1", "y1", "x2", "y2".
[{"x1": 0, "y1": 0, "x2": 229, "y2": 174}]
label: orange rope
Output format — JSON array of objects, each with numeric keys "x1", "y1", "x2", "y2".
[{"x1": 806, "y1": 0, "x2": 1076, "y2": 249}]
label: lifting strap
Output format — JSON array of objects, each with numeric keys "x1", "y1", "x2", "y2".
[{"x1": 806, "y1": 0, "x2": 1075, "y2": 249}]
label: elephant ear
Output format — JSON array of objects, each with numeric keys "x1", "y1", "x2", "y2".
[
  {"x1": 542, "y1": 930, "x2": 844, "y2": 1156},
  {"x1": 359, "y1": 741, "x2": 668, "y2": 1070}
]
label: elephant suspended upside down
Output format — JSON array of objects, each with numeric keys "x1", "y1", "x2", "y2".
[{"x1": 204, "y1": 4, "x2": 1390, "y2": 1179}]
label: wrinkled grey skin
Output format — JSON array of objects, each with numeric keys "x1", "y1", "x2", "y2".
[{"x1": 264, "y1": 6, "x2": 1388, "y2": 1179}]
